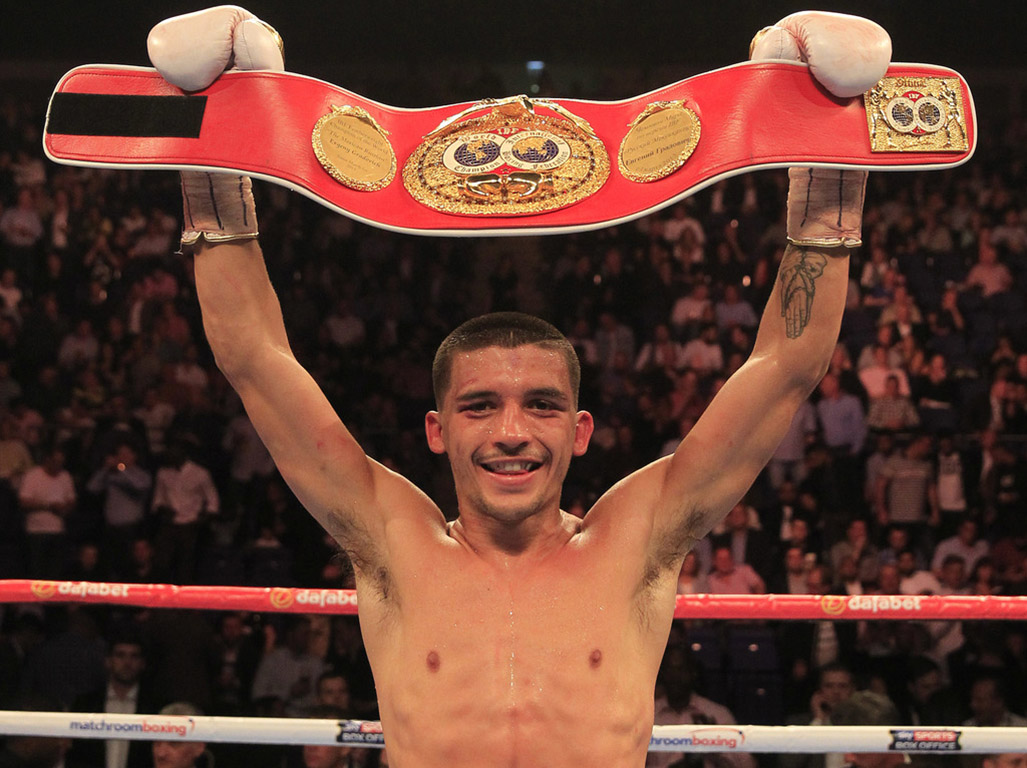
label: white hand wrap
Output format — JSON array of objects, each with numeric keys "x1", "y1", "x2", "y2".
[
  {"x1": 786, "y1": 167, "x2": 867, "y2": 249},
  {"x1": 180, "y1": 171, "x2": 258, "y2": 247}
]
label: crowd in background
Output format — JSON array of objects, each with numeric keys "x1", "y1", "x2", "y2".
[{"x1": 1, "y1": 68, "x2": 1027, "y2": 768}]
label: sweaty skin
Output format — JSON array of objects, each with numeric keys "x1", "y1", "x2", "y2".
[
  {"x1": 355, "y1": 345, "x2": 674, "y2": 766},
  {"x1": 193, "y1": 232, "x2": 848, "y2": 767}
]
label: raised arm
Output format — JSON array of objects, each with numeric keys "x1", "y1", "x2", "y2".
[
  {"x1": 649, "y1": 196, "x2": 857, "y2": 550},
  {"x1": 596, "y1": 12, "x2": 891, "y2": 562},
  {"x1": 151, "y1": 8, "x2": 442, "y2": 556}
]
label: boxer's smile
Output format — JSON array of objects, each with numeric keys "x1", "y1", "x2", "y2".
[{"x1": 426, "y1": 344, "x2": 593, "y2": 526}]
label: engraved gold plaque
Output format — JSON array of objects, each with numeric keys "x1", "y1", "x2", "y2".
[
  {"x1": 619, "y1": 101, "x2": 701, "y2": 183},
  {"x1": 403, "y1": 96, "x2": 610, "y2": 217},
  {"x1": 865, "y1": 76, "x2": 968, "y2": 153},
  {"x1": 313, "y1": 105, "x2": 396, "y2": 191}
]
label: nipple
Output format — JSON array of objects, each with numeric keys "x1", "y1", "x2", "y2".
[
  {"x1": 589, "y1": 649, "x2": 602, "y2": 669},
  {"x1": 427, "y1": 650, "x2": 441, "y2": 673}
]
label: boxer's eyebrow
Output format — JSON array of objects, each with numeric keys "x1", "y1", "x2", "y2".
[
  {"x1": 524, "y1": 388, "x2": 570, "y2": 406},
  {"x1": 455, "y1": 389, "x2": 498, "y2": 403}
]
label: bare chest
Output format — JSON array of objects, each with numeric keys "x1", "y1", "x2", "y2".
[{"x1": 356, "y1": 540, "x2": 675, "y2": 766}]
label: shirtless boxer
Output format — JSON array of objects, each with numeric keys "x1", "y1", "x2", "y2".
[{"x1": 148, "y1": 8, "x2": 890, "y2": 766}]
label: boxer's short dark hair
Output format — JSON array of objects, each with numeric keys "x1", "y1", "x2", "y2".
[{"x1": 433, "y1": 312, "x2": 580, "y2": 407}]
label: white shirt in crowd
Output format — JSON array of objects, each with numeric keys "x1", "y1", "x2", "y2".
[{"x1": 152, "y1": 459, "x2": 219, "y2": 525}]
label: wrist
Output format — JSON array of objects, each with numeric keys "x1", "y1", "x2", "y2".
[
  {"x1": 181, "y1": 171, "x2": 259, "y2": 247},
  {"x1": 787, "y1": 168, "x2": 867, "y2": 249}
]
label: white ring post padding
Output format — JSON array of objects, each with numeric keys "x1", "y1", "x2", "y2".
[{"x1": 1, "y1": 712, "x2": 1025, "y2": 753}]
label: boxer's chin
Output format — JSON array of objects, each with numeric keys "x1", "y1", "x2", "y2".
[{"x1": 468, "y1": 487, "x2": 549, "y2": 528}]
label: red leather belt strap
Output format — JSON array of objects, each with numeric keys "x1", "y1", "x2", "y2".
[{"x1": 44, "y1": 62, "x2": 976, "y2": 237}]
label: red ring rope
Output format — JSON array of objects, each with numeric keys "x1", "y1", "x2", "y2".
[{"x1": 2, "y1": 579, "x2": 1025, "y2": 620}]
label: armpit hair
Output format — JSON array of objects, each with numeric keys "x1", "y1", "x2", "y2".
[
  {"x1": 323, "y1": 507, "x2": 394, "y2": 605},
  {"x1": 634, "y1": 502, "x2": 706, "y2": 630},
  {"x1": 650, "y1": 502, "x2": 707, "y2": 574}
]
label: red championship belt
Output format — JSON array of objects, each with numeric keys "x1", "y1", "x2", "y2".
[{"x1": 43, "y1": 62, "x2": 976, "y2": 237}]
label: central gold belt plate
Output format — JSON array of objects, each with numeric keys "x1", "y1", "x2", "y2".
[{"x1": 403, "y1": 96, "x2": 610, "y2": 217}]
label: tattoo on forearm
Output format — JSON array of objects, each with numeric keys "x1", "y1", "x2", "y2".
[{"x1": 780, "y1": 246, "x2": 827, "y2": 339}]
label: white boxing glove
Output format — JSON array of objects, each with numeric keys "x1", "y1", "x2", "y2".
[
  {"x1": 149, "y1": 7, "x2": 283, "y2": 246},
  {"x1": 750, "y1": 11, "x2": 891, "y2": 98},
  {"x1": 147, "y1": 5, "x2": 284, "y2": 92},
  {"x1": 751, "y1": 11, "x2": 886, "y2": 248}
]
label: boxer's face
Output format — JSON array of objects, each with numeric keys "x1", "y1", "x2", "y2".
[{"x1": 426, "y1": 345, "x2": 593, "y2": 527}]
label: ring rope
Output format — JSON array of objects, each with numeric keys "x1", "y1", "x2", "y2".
[
  {"x1": 0, "y1": 711, "x2": 1020, "y2": 753},
  {"x1": 3, "y1": 580, "x2": 1027, "y2": 620}
]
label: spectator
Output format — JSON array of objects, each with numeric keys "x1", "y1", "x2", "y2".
[
  {"x1": 57, "y1": 319, "x2": 100, "y2": 371},
  {"x1": 0, "y1": 187, "x2": 43, "y2": 272},
  {"x1": 711, "y1": 502, "x2": 777, "y2": 585},
  {"x1": 670, "y1": 281, "x2": 711, "y2": 336},
  {"x1": 300, "y1": 706, "x2": 354, "y2": 768},
  {"x1": 0, "y1": 413, "x2": 32, "y2": 492},
  {"x1": 707, "y1": 546, "x2": 765, "y2": 594},
  {"x1": 18, "y1": 446, "x2": 75, "y2": 578},
  {"x1": 965, "y1": 239, "x2": 1013, "y2": 298},
  {"x1": 86, "y1": 442, "x2": 153, "y2": 577},
  {"x1": 315, "y1": 670, "x2": 351, "y2": 712},
  {"x1": 680, "y1": 322, "x2": 723, "y2": 373},
  {"x1": 594, "y1": 310, "x2": 636, "y2": 370},
  {"x1": 964, "y1": 674, "x2": 1027, "y2": 727},
  {"x1": 210, "y1": 612, "x2": 261, "y2": 716},
  {"x1": 935, "y1": 433, "x2": 969, "y2": 536},
  {"x1": 714, "y1": 284, "x2": 758, "y2": 331},
  {"x1": 251, "y1": 615, "x2": 326, "y2": 717},
  {"x1": 152, "y1": 702, "x2": 209, "y2": 768},
  {"x1": 875, "y1": 435, "x2": 938, "y2": 549},
  {"x1": 648, "y1": 642, "x2": 755, "y2": 768},
  {"x1": 828, "y1": 518, "x2": 880, "y2": 586},
  {"x1": 0, "y1": 612, "x2": 45, "y2": 707},
  {"x1": 634, "y1": 323, "x2": 682, "y2": 375},
  {"x1": 780, "y1": 663, "x2": 855, "y2": 768},
  {"x1": 675, "y1": 550, "x2": 708, "y2": 595},
  {"x1": 866, "y1": 375, "x2": 920, "y2": 432},
  {"x1": 900, "y1": 655, "x2": 963, "y2": 726},
  {"x1": 0, "y1": 693, "x2": 71, "y2": 768},
  {"x1": 897, "y1": 549, "x2": 942, "y2": 595},
  {"x1": 768, "y1": 401, "x2": 818, "y2": 489},
  {"x1": 772, "y1": 546, "x2": 813, "y2": 595},
  {"x1": 931, "y1": 519, "x2": 989, "y2": 578},
  {"x1": 982, "y1": 442, "x2": 1027, "y2": 537},
  {"x1": 982, "y1": 756, "x2": 1027, "y2": 768},
  {"x1": 151, "y1": 440, "x2": 219, "y2": 584},
  {"x1": 877, "y1": 525, "x2": 918, "y2": 569},
  {"x1": 831, "y1": 691, "x2": 905, "y2": 768},
  {"x1": 914, "y1": 353, "x2": 959, "y2": 433},
  {"x1": 70, "y1": 631, "x2": 158, "y2": 768},
  {"x1": 859, "y1": 346, "x2": 911, "y2": 400},
  {"x1": 22, "y1": 607, "x2": 106, "y2": 709},
  {"x1": 816, "y1": 372, "x2": 866, "y2": 501}
]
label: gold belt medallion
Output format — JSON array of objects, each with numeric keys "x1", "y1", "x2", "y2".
[
  {"x1": 619, "y1": 101, "x2": 701, "y2": 183},
  {"x1": 312, "y1": 105, "x2": 397, "y2": 191},
  {"x1": 864, "y1": 76, "x2": 969, "y2": 153},
  {"x1": 403, "y1": 96, "x2": 610, "y2": 216}
]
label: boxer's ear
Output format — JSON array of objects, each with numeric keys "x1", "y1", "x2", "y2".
[
  {"x1": 573, "y1": 411, "x2": 594, "y2": 457},
  {"x1": 425, "y1": 411, "x2": 446, "y2": 454}
]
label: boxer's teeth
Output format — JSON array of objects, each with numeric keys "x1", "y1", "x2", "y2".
[{"x1": 482, "y1": 460, "x2": 540, "y2": 473}]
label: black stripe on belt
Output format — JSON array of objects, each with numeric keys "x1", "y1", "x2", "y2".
[{"x1": 47, "y1": 93, "x2": 207, "y2": 138}]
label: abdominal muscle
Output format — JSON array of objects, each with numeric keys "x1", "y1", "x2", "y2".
[{"x1": 355, "y1": 531, "x2": 674, "y2": 768}]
